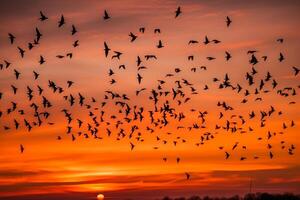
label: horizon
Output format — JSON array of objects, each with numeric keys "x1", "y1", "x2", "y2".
[{"x1": 0, "y1": 0, "x2": 299, "y2": 200}]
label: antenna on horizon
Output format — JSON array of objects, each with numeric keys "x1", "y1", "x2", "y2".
[{"x1": 249, "y1": 177, "x2": 253, "y2": 194}]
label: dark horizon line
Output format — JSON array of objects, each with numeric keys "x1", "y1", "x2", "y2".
[{"x1": 1, "y1": 191, "x2": 300, "y2": 200}]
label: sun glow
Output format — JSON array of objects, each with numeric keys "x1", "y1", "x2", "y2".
[{"x1": 97, "y1": 194, "x2": 104, "y2": 200}]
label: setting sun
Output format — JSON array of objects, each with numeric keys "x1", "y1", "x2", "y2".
[
  {"x1": 0, "y1": 0, "x2": 299, "y2": 200},
  {"x1": 97, "y1": 194, "x2": 104, "y2": 200}
]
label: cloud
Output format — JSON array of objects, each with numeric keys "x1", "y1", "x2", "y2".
[{"x1": 0, "y1": 166, "x2": 299, "y2": 198}]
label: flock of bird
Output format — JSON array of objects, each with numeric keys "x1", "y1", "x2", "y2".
[{"x1": 1, "y1": 7, "x2": 299, "y2": 180}]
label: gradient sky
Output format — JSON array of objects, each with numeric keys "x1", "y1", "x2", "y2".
[{"x1": 0, "y1": 0, "x2": 300, "y2": 200}]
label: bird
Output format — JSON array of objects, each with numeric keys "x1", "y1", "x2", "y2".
[
  {"x1": 225, "y1": 51, "x2": 232, "y2": 61},
  {"x1": 39, "y1": 11, "x2": 48, "y2": 21},
  {"x1": 200, "y1": 66, "x2": 207, "y2": 70},
  {"x1": 145, "y1": 55, "x2": 157, "y2": 60},
  {"x1": 226, "y1": 16, "x2": 232, "y2": 27},
  {"x1": 272, "y1": 79, "x2": 278, "y2": 88},
  {"x1": 204, "y1": 36, "x2": 210, "y2": 45},
  {"x1": 185, "y1": 172, "x2": 190, "y2": 180},
  {"x1": 33, "y1": 71, "x2": 40, "y2": 80},
  {"x1": 292, "y1": 67, "x2": 299, "y2": 76},
  {"x1": 73, "y1": 40, "x2": 79, "y2": 47},
  {"x1": 277, "y1": 38, "x2": 284, "y2": 43},
  {"x1": 104, "y1": 42, "x2": 111, "y2": 57},
  {"x1": 269, "y1": 151, "x2": 274, "y2": 159},
  {"x1": 119, "y1": 65, "x2": 126, "y2": 69},
  {"x1": 108, "y1": 69, "x2": 114, "y2": 76},
  {"x1": 35, "y1": 28, "x2": 42, "y2": 41},
  {"x1": 137, "y1": 73, "x2": 143, "y2": 84},
  {"x1": 262, "y1": 56, "x2": 268, "y2": 61},
  {"x1": 14, "y1": 119, "x2": 20, "y2": 129},
  {"x1": 103, "y1": 10, "x2": 110, "y2": 20},
  {"x1": 154, "y1": 28, "x2": 161, "y2": 34},
  {"x1": 28, "y1": 42, "x2": 34, "y2": 50},
  {"x1": 207, "y1": 56, "x2": 215, "y2": 61},
  {"x1": 71, "y1": 25, "x2": 77, "y2": 35},
  {"x1": 225, "y1": 152, "x2": 230, "y2": 159},
  {"x1": 279, "y1": 52, "x2": 284, "y2": 62},
  {"x1": 157, "y1": 40, "x2": 164, "y2": 48},
  {"x1": 58, "y1": 15, "x2": 65, "y2": 27},
  {"x1": 137, "y1": 56, "x2": 142, "y2": 66},
  {"x1": 247, "y1": 50, "x2": 258, "y2": 54},
  {"x1": 14, "y1": 69, "x2": 21, "y2": 80},
  {"x1": 250, "y1": 54, "x2": 258, "y2": 65},
  {"x1": 20, "y1": 144, "x2": 24, "y2": 153},
  {"x1": 139, "y1": 27, "x2": 145, "y2": 33},
  {"x1": 8, "y1": 33, "x2": 15, "y2": 44},
  {"x1": 240, "y1": 157, "x2": 247, "y2": 161},
  {"x1": 136, "y1": 88, "x2": 146, "y2": 96},
  {"x1": 110, "y1": 79, "x2": 116, "y2": 84},
  {"x1": 129, "y1": 32, "x2": 137, "y2": 42},
  {"x1": 232, "y1": 142, "x2": 238, "y2": 150},
  {"x1": 112, "y1": 51, "x2": 122, "y2": 60},
  {"x1": 188, "y1": 40, "x2": 198, "y2": 44},
  {"x1": 18, "y1": 47, "x2": 25, "y2": 58},
  {"x1": 212, "y1": 39, "x2": 221, "y2": 44},
  {"x1": 175, "y1": 6, "x2": 182, "y2": 18},
  {"x1": 67, "y1": 81, "x2": 74, "y2": 88},
  {"x1": 130, "y1": 142, "x2": 135, "y2": 150},
  {"x1": 39, "y1": 55, "x2": 45, "y2": 65}
]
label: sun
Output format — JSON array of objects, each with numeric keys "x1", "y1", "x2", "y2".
[{"x1": 97, "y1": 194, "x2": 104, "y2": 200}]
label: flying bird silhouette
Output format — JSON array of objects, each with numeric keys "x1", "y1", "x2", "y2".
[
  {"x1": 58, "y1": 15, "x2": 65, "y2": 27},
  {"x1": 103, "y1": 10, "x2": 110, "y2": 20},
  {"x1": 20, "y1": 144, "x2": 24, "y2": 153},
  {"x1": 8, "y1": 33, "x2": 15, "y2": 44},
  {"x1": 39, "y1": 11, "x2": 48, "y2": 21},
  {"x1": 175, "y1": 6, "x2": 182, "y2": 18},
  {"x1": 226, "y1": 16, "x2": 232, "y2": 27},
  {"x1": 104, "y1": 42, "x2": 111, "y2": 57}
]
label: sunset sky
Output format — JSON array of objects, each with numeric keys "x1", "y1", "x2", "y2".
[{"x1": 0, "y1": 0, "x2": 299, "y2": 200}]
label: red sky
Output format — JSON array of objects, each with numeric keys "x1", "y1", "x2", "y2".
[{"x1": 0, "y1": 0, "x2": 299, "y2": 200}]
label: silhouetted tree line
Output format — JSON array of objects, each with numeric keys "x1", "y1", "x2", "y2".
[{"x1": 160, "y1": 193, "x2": 300, "y2": 200}]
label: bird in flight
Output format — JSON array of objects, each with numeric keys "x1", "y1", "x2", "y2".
[
  {"x1": 277, "y1": 38, "x2": 284, "y2": 43},
  {"x1": 14, "y1": 69, "x2": 21, "y2": 80},
  {"x1": 185, "y1": 172, "x2": 190, "y2": 180},
  {"x1": 225, "y1": 51, "x2": 232, "y2": 61},
  {"x1": 8, "y1": 33, "x2": 15, "y2": 44},
  {"x1": 279, "y1": 52, "x2": 284, "y2": 62},
  {"x1": 103, "y1": 10, "x2": 110, "y2": 20},
  {"x1": 226, "y1": 16, "x2": 232, "y2": 27},
  {"x1": 292, "y1": 66, "x2": 299, "y2": 76},
  {"x1": 71, "y1": 25, "x2": 77, "y2": 35},
  {"x1": 157, "y1": 40, "x2": 164, "y2": 48},
  {"x1": 17, "y1": 47, "x2": 25, "y2": 58},
  {"x1": 130, "y1": 142, "x2": 135, "y2": 150},
  {"x1": 175, "y1": 6, "x2": 182, "y2": 18},
  {"x1": 20, "y1": 144, "x2": 24, "y2": 153},
  {"x1": 39, "y1": 11, "x2": 48, "y2": 21},
  {"x1": 129, "y1": 32, "x2": 137, "y2": 42},
  {"x1": 58, "y1": 15, "x2": 65, "y2": 27},
  {"x1": 104, "y1": 42, "x2": 111, "y2": 57}
]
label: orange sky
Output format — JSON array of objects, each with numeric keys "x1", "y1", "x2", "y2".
[{"x1": 0, "y1": 0, "x2": 299, "y2": 199}]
